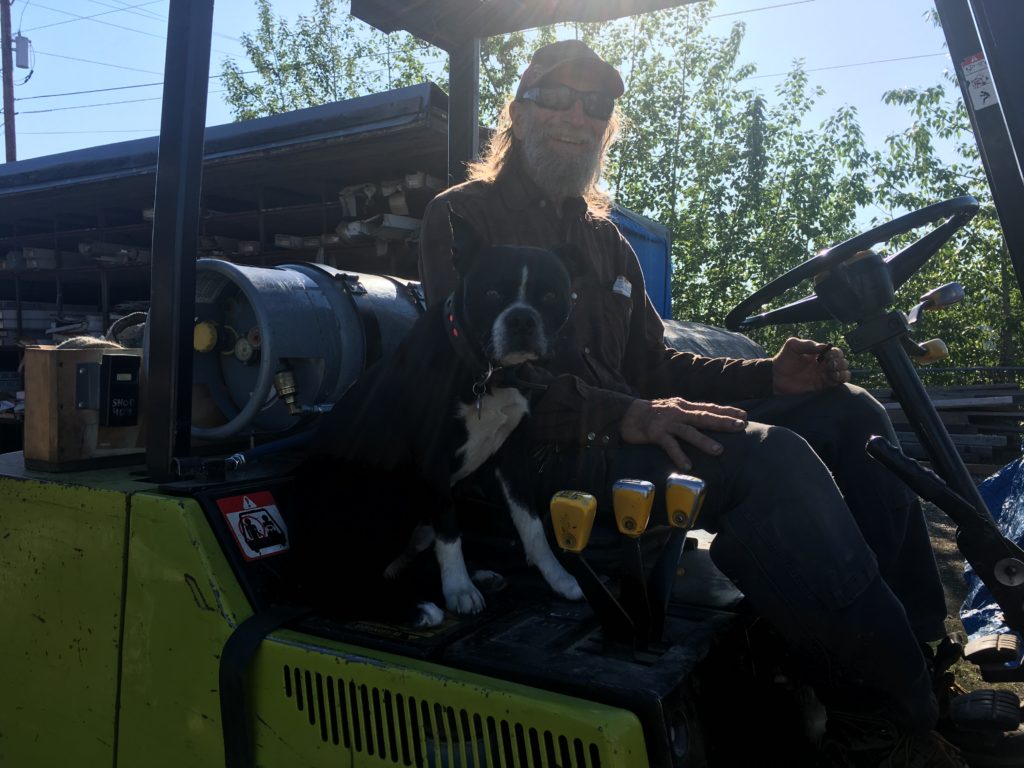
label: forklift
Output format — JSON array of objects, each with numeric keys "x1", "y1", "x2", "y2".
[{"x1": 3, "y1": 1, "x2": 1024, "y2": 766}]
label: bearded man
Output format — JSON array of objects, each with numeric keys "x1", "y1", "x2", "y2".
[{"x1": 418, "y1": 40, "x2": 967, "y2": 766}]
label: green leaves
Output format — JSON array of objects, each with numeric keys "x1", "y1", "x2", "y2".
[
  {"x1": 219, "y1": 0, "x2": 444, "y2": 118},
  {"x1": 225, "y1": 1, "x2": 1015, "y2": 371}
]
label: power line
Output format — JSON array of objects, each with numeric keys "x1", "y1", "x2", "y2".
[
  {"x1": 33, "y1": 48, "x2": 163, "y2": 75},
  {"x1": 24, "y1": 1, "x2": 238, "y2": 55},
  {"x1": 15, "y1": 69, "x2": 259, "y2": 101},
  {"x1": 83, "y1": 0, "x2": 240, "y2": 42},
  {"x1": 741, "y1": 52, "x2": 950, "y2": 82},
  {"x1": 23, "y1": 128, "x2": 157, "y2": 134},
  {"x1": 17, "y1": 87, "x2": 228, "y2": 115},
  {"x1": 709, "y1": 0, "x2": 818, "y2": 19},
  {"x1": 24, "y1": 0, "x2": 167, "y2": 36},
  {"x1": 86, "y1": 0, "x2": 165, "y2": 24}
]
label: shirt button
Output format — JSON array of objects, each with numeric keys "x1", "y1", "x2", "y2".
[
  {"x1": 571, "y1": 291, "x2": 578, "y2": 300},
  {"x1": 583, "y1": 346, "x2": 590, "y2": 355}
]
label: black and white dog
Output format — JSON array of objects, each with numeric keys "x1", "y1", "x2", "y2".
[{"x1": 290, "y1": 211, "x2": 583, "y2": 626}]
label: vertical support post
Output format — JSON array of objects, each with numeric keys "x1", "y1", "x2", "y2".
[
  {"x1": 447, "y1": 39, "x2": 481, "y2": 186},
  {"x1": 145, "y1": 0, "x2": 214, "y2": 480},
  {"x1": 1, "y1": 0, "x2": 16, "y2": 162},
  {"x1": 934, "y1": 0, "x2": 1024, "y2": 300}
]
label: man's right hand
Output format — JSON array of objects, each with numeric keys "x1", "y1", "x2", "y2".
[{"x1": 620, "y1": 398, "x2": 748, "y2": 471}]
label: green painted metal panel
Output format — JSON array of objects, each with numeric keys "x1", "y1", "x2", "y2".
[
  {"x1": 116, "y1": 492, "x2": 252, "y2": 768},
  {"x1": 248, "y1": 633, "x2": 650, "y2": 767},
  {"x1": 0, "y1": 473, "x2": 129, "y2": 768}
]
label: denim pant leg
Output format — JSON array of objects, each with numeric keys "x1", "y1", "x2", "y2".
[
  {"x1": 737, "y1": 384, "x2": 949, "y2": 642},
  {"x1": 532, "y1": 424, "x2": 938, "y2": 731}
]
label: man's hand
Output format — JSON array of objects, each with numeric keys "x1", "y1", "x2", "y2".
[
  {"x1": 620, "y1": 397, "x2": 748, "y2": 471},
  {"x1": 771, "y1": 337, "x2": 851, "y2": 396}
]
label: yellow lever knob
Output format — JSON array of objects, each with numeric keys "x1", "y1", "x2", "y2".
[
  {"x1": 666, "y1": 473, "x2": 706, "y2": 529},
  {"x1": 612, "y1": 478, "x2": 654, "y2": 537},
  {"x1": 550, "y1": 491, "x2": 597, "y2": 553},
  {"x1": 914, "y1": 338, "x2": 948, "y2": 365}
]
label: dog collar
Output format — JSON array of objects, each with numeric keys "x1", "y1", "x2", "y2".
[{"x1": 443, "y1": 292, "x2": 493, "y2": 379}]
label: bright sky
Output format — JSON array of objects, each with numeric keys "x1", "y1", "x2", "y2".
[{"x1": 7, "y1": 0, "x2": 954, "y2": 164}]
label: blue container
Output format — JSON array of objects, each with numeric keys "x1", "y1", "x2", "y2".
[{"x1": 611, "y1": 206, "x2": 672, "y2": 319}]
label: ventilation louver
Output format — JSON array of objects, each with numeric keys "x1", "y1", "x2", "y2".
[{"x1": 283, "y1": 664, "x2": 604, "y2": 767}]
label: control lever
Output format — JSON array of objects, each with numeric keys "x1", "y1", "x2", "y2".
[
  {"x1": 867, "y1": 435, "x2": 1024, "y2": 653},
  {"x1": 900, "y1": 336, "x2": 949, "y2": 365},
  {"x1": 907, "y1": 282, "x2": 965, "y2": 325},
  {"x1": 648, "y1": 473, "x2": 706, "y2": 640},
  {"x1": 612, "y1": 479, "x2": 655, "y2": 646},
  {"x1": 550, "y1": 491, "x2": 635, "y2": 645}
]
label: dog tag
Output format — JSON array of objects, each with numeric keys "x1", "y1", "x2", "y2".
[{"x1": 612, "y1": 275, "x2": 632, "y2": 298}]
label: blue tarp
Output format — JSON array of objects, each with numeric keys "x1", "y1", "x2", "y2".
[{"x1": 961, "y1": 456, "x2": 1024, "y2": 640}]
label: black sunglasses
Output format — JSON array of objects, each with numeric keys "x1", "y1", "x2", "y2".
[{"x1": 519, "y1": 85, "x2": 616, "y2": 120}]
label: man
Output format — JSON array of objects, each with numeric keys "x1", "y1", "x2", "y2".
[{"x1": 418, "y1": 40, "x2": 963, "y2": 765}]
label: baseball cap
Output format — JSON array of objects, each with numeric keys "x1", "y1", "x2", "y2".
[{"x1": 515, "y1": 40, "x2": 624, "y2": 99}]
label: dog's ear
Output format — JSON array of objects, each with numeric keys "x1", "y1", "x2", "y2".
[
  {"x1": 448, "y1": 204, "x2": 481, "y2": 276},
  {"x1": 551, "y1": 242, "x2": 590, "y2": 280}
]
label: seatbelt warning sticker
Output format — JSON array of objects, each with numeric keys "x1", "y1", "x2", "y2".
[
  {"x1": 217, "y1": 491, "x2": 289, "y2": 561},
  {"x1": 962, "y1": 52, "x2": 997, "y2": 111}
]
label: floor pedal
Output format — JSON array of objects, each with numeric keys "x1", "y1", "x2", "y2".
[
  {"x1": 965, "y1": 633, "x2": 1021, "y2": 665},
  {"x1": 949, "y1": 690, "x2": 1022, "y2": 732}
]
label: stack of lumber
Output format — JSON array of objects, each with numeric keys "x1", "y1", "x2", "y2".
[{"x1": 870, "y1": 383, "x2": 1024, "y2": 478}]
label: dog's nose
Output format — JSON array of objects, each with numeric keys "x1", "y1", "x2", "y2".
[{"x1": 504, "y1": 307, "x2": 537, "y2": 336}]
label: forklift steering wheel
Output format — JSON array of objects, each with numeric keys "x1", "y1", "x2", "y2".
[{"x1": 724, "y1": 195, "x2": 979, "y2": 332}]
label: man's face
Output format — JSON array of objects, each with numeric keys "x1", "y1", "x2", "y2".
[{"x1": 510, "y1": 62, "x2": 612, "y2": 200}]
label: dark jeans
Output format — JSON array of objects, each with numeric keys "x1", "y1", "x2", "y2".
[{"x1": 532, "y1": 384, "x2": 946, "y2": 730}]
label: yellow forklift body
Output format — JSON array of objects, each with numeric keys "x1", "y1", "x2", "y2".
[
  {"x1": 0, "y1": 460, "x2": 650, "y2": 767},
  {"x1": 0, "y1": 466, "x2": 149, "y2": 766}
]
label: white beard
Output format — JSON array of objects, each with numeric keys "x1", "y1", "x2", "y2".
[{"x1": 519, "y1": 110, "x2": 605, "y2": 202}]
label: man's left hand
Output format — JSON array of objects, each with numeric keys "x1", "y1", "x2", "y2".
[{"x1": 771, "y1": 337, "x2": 851, "y2": 395}]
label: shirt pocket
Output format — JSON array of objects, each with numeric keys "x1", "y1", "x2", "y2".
[{"x1": 598, "y1": 289, "x2": 633, "y2": 370}]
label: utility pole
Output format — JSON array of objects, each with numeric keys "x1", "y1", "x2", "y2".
[{"x1": 1, "y1": 0, "x2": 15, "y2": 162}]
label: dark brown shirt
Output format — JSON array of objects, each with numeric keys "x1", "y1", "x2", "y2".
[{"x1": 418, "y1": 160, "x2": 773, "y2": 447}]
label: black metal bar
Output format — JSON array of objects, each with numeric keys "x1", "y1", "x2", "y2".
[
  {"x1": 647, "y1": 528, "x2": 686, "y2": 642},
  {"x1": 145, "y1": 0, "x2": 214, "y2": 480},
  {"x1": 934, "y1": 0, "x2": 1024, "y2": 300},
  {"x1": 447, "y1": 38, "x2": 480, "y2": 186},
  {"x1": 618, "y1": 538, "x2": 651, "y2": 647},
  {"x1": 970, "y1": 1, "x2": 1024, "y2": 176},
  {"x1": 872, "y1": 334, "x2": 989, "y2": 510},
  {"x1": 560, "y1": 553, "x2": 635, "y2": 646}
]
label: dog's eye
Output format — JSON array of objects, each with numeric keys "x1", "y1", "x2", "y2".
[
  {"x1": 541, "y1": 292, "x2": 557, "y2": 304},
  {"x1": 486, "y1": 289, "x2": 501, "y2": 301}
]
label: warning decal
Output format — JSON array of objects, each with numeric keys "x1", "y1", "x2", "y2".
[
  {"x1": 962, "y1": 52, "x2": 998, "y2": 111},
  {"x1": 217, "y1": 491, "x2": 290, "y2": 561}
]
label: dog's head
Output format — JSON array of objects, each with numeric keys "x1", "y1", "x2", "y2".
[{"x1": 450, "y1": 209, "x2": 581, "y2": 366}]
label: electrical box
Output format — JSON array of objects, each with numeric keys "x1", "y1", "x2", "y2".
[
  {"x1": 23, "y1": 346, "x2": 144, "y2": 471},
  {"x1": 14, "y1": 35, "x2": 29, "y2": 70}
]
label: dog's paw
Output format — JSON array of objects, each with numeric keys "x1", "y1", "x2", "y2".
[
  {"x1": 549, "y1": 571, "x2": 584, "y2": 601},
  {"x1": 383, "y1": 557, "x2": 408, "y2": 581},
  {"x1": 444, "y1": 583, "x2": 486, "y2": 615},
  {"x1": 412, "y1": 602, "x2": 445, "y2": 628}
]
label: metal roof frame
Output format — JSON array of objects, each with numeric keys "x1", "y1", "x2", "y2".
[{"x1": 349, "y1": 0, "x2": 700, "y2": 52}]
